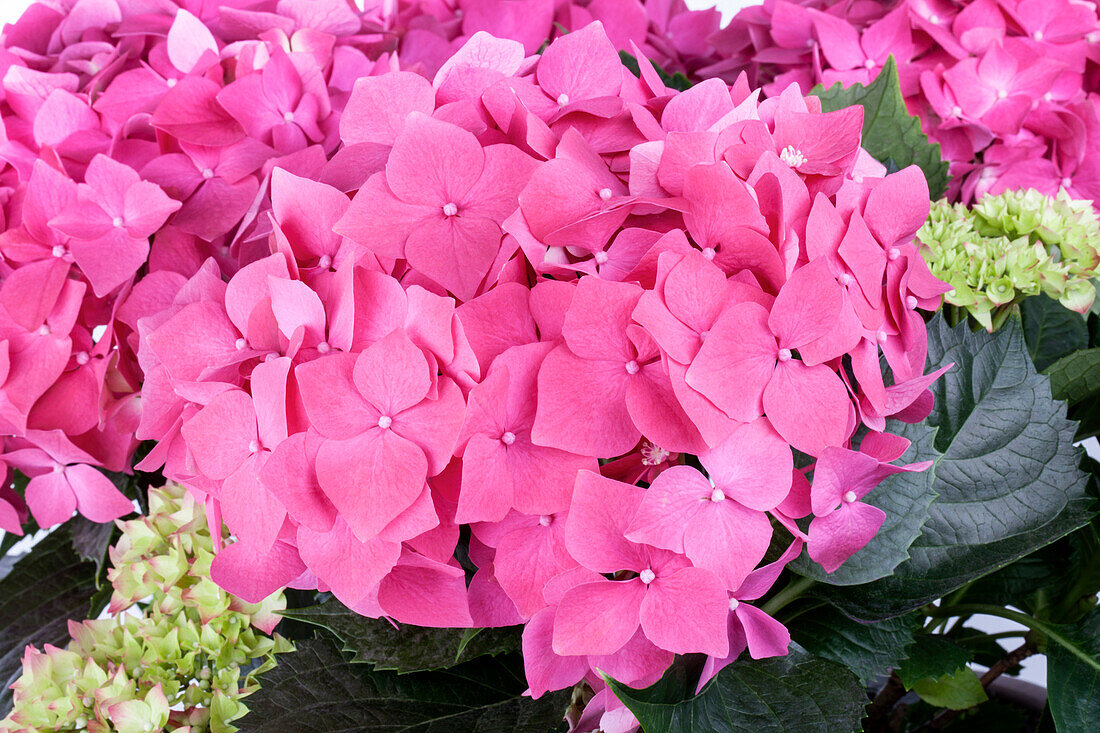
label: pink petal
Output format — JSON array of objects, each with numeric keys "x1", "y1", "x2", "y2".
[
  {"x1": 211, "y1": 538, "x2": 305, "y2": 603},
  {"x1": 295, "y1": 353, "x2": 377, "y2": 438},
  {"x1": 684, "y1": 500, "x2": 773, "y2": 591},
  {"x1": 641, "y1": 567, "x2": 730, "y2": 657},
  {"x1": 340, "y1": 71, "x2": 434, "y2": 146},
  {"x1": 390, "y1": 377, "x2": 466, "y2": 476},
  {"x1": 522, "y1": 608, "x2": 589, "y2": 698},
  {"x1": 553, "y1": 579, "x2": 644, "y2": 656},
  {"x1": 763, "y1": 359, "x2": 852, "y2": 456},
  {"x1": 699, "y1": 418, "x2": 792, "y2": 511},
  {"x1": 808, "y1": 502, "x2": 886, "y2": 573},
  {"x1": 315, "y1": 429, "x2": 427, "y2": 541},
  {"x1": 180, "y1": 390, "x2": 256, "y2": 481},
  {"x1": 351, "y1": 329, "x2": 431, "y2": 416},
  {"x1": 151, "y1": 77, "x2": 244, "y2": 146},
  {"x1": 166, "y1": 9, "x2": 218, "y2": 74},
  {"x1": 24, "y1": 471, "x2": 76, "y2": 527},
  {"x1": 537, "y1": 21, "x2": 622, "y2": 103},
  {"x1": 297, "y1": 518, "x2": 401, "y2": 607},
  {"x1": 625, "y1": 465, "x2": 711, "y2": 553},
  {"x1": 377, "y1": 552, "x2": 473, "y2": 627},
  {"x1": 735, "y1": 603, "x2": 791, "y2": 659},
  {"x1": 495, "y1": 520, "x2": 576, "y2": 618},
  {"x1": 386, "y1": 113, "x2": 484, "y2": 206},
  {"x1": 768, "y1": 258, "x2": 843, "y2": 349},
  {"x1": 261, "y1": 432, "x2": 336, "y2": 532},
  {"x1": 65, "y1": 464, "x2": 133, "y2": 523},
  {"x1": 565, "y1": 470, "x2": 647, "y2": 573},
  {"x1": 686, "y1": 301, "x2": 776, "y2": 422}
]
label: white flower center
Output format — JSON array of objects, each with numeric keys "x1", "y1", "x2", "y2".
[
  {"x1": 876, "y1": 330, "x2": 888, "y2": 343},
  {"x1": 598, "y1": 187, "x2": 612, "y2": 201},
  {"x1": 843, "y1": 490, "x2": 857, "y2": 503},
  {"x1": 53, "y1": 461, "x2": 65, "y2": 473},
  {"x1": 538, "y1": 514, "x2": 552, "y2": 527},
  {"x1": 864, "y1": 58, "x2": 875, "y2": 69},
  {"x1": 639, "y1": 568, "x2": 656, "y2": 584},
  {"x1": 929, "y1": 13, "x2": 940, "y2": 24},
  {"x1": 166, "y1": 78, "x2": 177, "y2": 88},
  {"x1": 248, "y1": 440, "x2": 260, "y2": 453},
  {"x1": 75, "y1": 351, "x2": 90, "y2": 365},
  {"x1": 52, "y1": 245, "x2": 66, "y2": 257},
  {"x1": 594, "y1": 251, "x2": 609, "y2": 264},
  {"x1": 701, "y1": 246, "x2": 716, "y2": 260},
  {"x1": 283, "y1": 111, "x2": 295, "y2": 122},
  {"x1": 1033, "y1": 30, "x2": 1044, "y2": 41},
  {"x1": 779, "y1": 145, "x2": 806, "y2": 168},
  {"x1": 625, "y1": 360, "x2": 640, "y2": 375},
  {"x1": 839, "y1": 273, "x2": 853, "y2": 286},
  {"x1": 777, "y1": 348, "x2": 792, "y2": 362},
  {"x1": 556, "y1": 93, "x2": 569, "y2": 106},
  {"x1": 317, "y1": 254, "x2": 332, "y2": 269},
  {"x1": 907, "y1": 295, "x2": 918, "y2": 309},
  {"x1": 950, "y1": 105, "x2": 962, "y2": 118},
  {"x1": 37, "y1": 324, "x2": 51, "y2": 336},
  {"x1": 202, "y1": 168, "x2": 215, "y2": 179},
  {"x1": 710, "y1": 488, "x2": 725, "y2": 502},
  {"x1": 997, "y1": 89, "x2": 1008, "y2": 99},
  {"x1": 235, "y1": 338, "x2": 246, "y2": 350},
  {"x1": 442, "y1": 202, "x2": 458, "y2": 217},
  {"x1": 317, "y1": 341, "x2": 331, "y2": 354},
  {"x1": 640, "y1": 441, "x2": 670, "y2": 466},
  {"x1": 501, "y1": 431, "x2": 516, "y2": 445},
  {"x1": 728, "y1": 597, "x2": 740, "y2": 610},
  {"x1": 377, "y1": 415, "x2": 393, "y2": 429},
  {"x1": 112, "y1": 216, "x2": 124, "y2": 228},
  {"x1": 888, "y1": 247, "x2": 900, "y2": 260},
  {"x1": 1061, "y1": 177, "x2": 1072, "y2": 190}
]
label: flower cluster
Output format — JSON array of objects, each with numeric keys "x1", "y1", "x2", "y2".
[
  {"x1": 118, "y1": 16, "x2": 947, "y2": 715},
  {"x1": 0, "y1": 483, "x2": 289, "y2": 733},
  {"x1": 918, "y1": 188, "x2": 1100, "y2": 329},
  {"x1": 715, "y1": 0, "x2": 1100, "y2": 204},
  {"x1": 384, "y1": 0, "x2": 727, "y2": 81}
]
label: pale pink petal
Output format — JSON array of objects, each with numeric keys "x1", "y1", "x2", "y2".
[
  {"x1": 65, "y1": 464, "x2": 133, "y2": 523},
  {"x1": 24, "y1": 471, "x2": 77, "y2": 527},
  {"x1": 211, "y1": 539, "x2": 305, "y2": 603}
]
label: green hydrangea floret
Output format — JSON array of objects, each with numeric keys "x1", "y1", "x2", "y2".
[
  {"x1": 0, "y1": 484, "x2": 291, "y2": 733},
  {"x1": 918, "y1": 189, "x2": 1100, "y2": 330}
]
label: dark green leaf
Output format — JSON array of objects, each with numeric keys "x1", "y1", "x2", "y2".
[
  {"x1": 0, "y1": 526, "x2": 98, "y2": 716},
  {"x1": 819, "y1": 315, "x2": 1094, "y2": 620},
  {"x1": 911, "y1": 667, "x2": 987, "y2": 710},
  {"x1": 791, "y1": 608, "x2": 921, "y2": 685},
  {"x1": 242, "y1": 638, "x2": 568, "y2": 732},
  {"x1": 1045, "y1": 348, "x2": 1100, "y2": 404},
  {"x1": 1021, "y1": 294, "x2": 1090, "y2": 373},
  {"x1": 69, "y1": 515, "x2": 117, "y2": 578},
  {"x1": 811, "y1": 57, "x2": 949, "y2": 199},
  {"x1": 607, "y1": 645, "x2": 866, "y2": 733},
  {"x1": 1046, "y1": 606, "x2": 1100, "y2": 732},
  {"x1": 282, "y1": 600, "x2": 521, "y2": 673},
  {"x1": 791, "y1": 419, "x2": 937, "y2": 585},
  {"x1": 897, "y1": 636, "x2": 972, "y2": 689}
]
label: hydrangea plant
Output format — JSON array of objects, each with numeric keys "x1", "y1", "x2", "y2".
[{"x1": 0, "y1": 484, "x2": 290, "y2": 733}]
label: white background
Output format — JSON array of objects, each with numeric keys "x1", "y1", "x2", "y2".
[{"x1": 0, "y1": 0, "x2": 1052, "y2": 691}]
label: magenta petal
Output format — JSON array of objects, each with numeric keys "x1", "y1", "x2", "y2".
[
  {"x1": 211, "y1": 539, "x2": 305, "y2": 603},
  {"x1": 391, "y1": 378, "x2": 466, "y2": 477},
  {"x1": 735, "y1": 603, "x2": 790, "y2": 659},
  {"x1": 315, "y1": 430, "x2": 427, "y2": 541},
  {"x1": 495, "y1": 521, "x2": 576, "y2": 619},
  {"x1": 386, "y1": 113, "x2": 484, "y2": 206},
  {"x1": 553, "y1": 579, "x2": 644, "y2": 656},
  {"x1": 763, "y1": 360, "x2": 852, "y2": 456},
  {"x1": 768, "y1": 257, "x2": 844, "y2": 349},
  {"x1": 640, "y1": 567, "x2": 729, "y2": 657},
  {"x1": 523, "y1": 608, "x2": 589, "y2": 698},
  {"x1": 808, "y1": 502, "x2": 886, "y2": 573},
  {"x1": 340, "y1": 71, "x2": 435, "y2": 146},
  {"x1": 627, "y1": 362, "x2": 707, "y2": 455},
  {"x1": 297, "y1": 518, "x2": 401, "y2": 607}
]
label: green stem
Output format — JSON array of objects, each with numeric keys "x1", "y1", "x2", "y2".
[
  {"x1": 929, "y1": 603, "x2": 1100, "y2": 673},
  {"x1": 761, "y1": 575, "x2": 816, "y2": 616}
]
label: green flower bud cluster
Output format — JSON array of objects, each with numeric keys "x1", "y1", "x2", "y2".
[
  {"x1": 918, "y1": 189, "x2": 1100, "y2": 330},
  {"x1": 0, "y1": 484, "x2": 291, "y2": 733}
]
